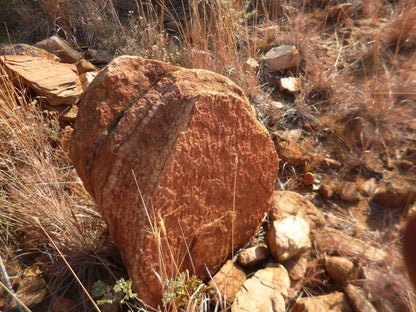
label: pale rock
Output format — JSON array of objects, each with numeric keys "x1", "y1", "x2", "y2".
[
  {"x1": 232, "y1": 263, "x2": 290, "y2": 312},
  {"x1": 344, "y1": 284, "x2": 377, "y2": 312},
  {"x1": 293, "y1": 292, "x2": 353, "y2": 312},
  {"x1": 273, "y1": 129, "x2": 302, "y2": 143},
  {"x1": 0, "y1": 55, "x2": 83, "y2": 106},
  {"x1": 264, "y1": 45, "x2": 300, "y2": 72},
  {"x1": 243, "y1": 58, "x2": 259, "y2": 72},
  {"x1": 79, "y1": 71, "x2": 98, "y2": 91},
  {"x1": 208, "y1": 260, "x2": 246, "y2": 304},
  {"x1": 279, "y1": 77, "x2": 300, "y2": 94},
  {"x1": 269, "y1": 191, "x2": 325, "y2": 229},
  {"x1": 268, "y1": 216, "x2": 311, "y2": 262},
  {"x1": 70, "y1": 56, "x2": 278, "y2": 308},
  {"x1": 282, "y1": 254, "x2": 308, "y2": 281},
  {"x1": 0, "y1": 43, "x2": 60, "y2": 61},
  {"x1": 35, "y1": 36, "x2": 82, "y2": 64},
  {"x1": 312, "y1": 228, "x2": 387, "y2": 263},
  {"x1": 237, "y1": 245, "x2": 269, "y2": 267},
  {"x1": 324, "y1": 256, "x2": 355, "y2": 284},
  {"x1": 358, "y1": 178, "x2": 377, "y2": 197}
]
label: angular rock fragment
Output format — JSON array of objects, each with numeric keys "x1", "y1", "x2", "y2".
[
  {"x1": 293, "y1": 292, "x2": 353, "y2": 312},
  {"x1": 324, "y1": 256, "x2": 355, "y2": 284},
  {"x1": 35, "y1": 36, "x2": 82, "y2": 64},
  {"x1": 232, "y1": 263, "x2": 290, "y2": 312},
  {"x1": 279, "y1": 77, "x2": 300, "y2": 94},
  {"x1": 344, "y1": 284, "x2": 377, "y2": 312},
  {"x1": 237, "y1": 245, "x2": 269, "y2": 267},
  {"x1": 70, "y1": 56, "x2": 279, "y2": 307},
  {"x1": 269, "y1": 191, "x2": 325, "y2": 229},
  {"x1": 208, "y1": 260, "x2": 246, "y2": 305},
  {"x1": 268, "y1": 216, "x2": 311, "y2": 262},
  {"x1": 264, "y1": 45, "x2": 300, "y2": 72},
  {"x1": 0, "y1": 55, "x2": 83, "y2": 106},
  {"x1": 0, "y1": 43, "x2": 60, "y2": 61}
]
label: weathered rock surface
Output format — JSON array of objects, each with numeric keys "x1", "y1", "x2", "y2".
[
  {"x1": 269, "y1": 191, "x2": 325, "y2": 229},
  {"x1": 324, "y1": 256, "x2": 355, "y2": 284},
  {"x1": 0, "y1": 43, "x2": 60, "y2": 61},
  {"x1": 232, "y1": 263, "x2": 290, "y2": 312},
  {"x1": 293, "y1": 292, "x2": 353, "y2": 312},
  {"x1": 70, "y1": 56, "x2": 279, "y2": 307},
  {"x1": 208, "y1": 260, "x2": 246, "y2": 304},
  {"x1": 312, "y1": 228, "x2": 387, "y2": 263},
  {"x1": 0, "y1": 55, "x2": 83, "y2": 106},
  {"x1": 344, "y1": 284, "x2": 377, "y2": 312},
  {"x1": 268, "y1": 216, "x2": 311, "y2": 262},
  {"x1": 237, "y1": 245, "x2": 269, "y2": 267},
  {"x1": 373, "y1": 170, "x2": 416, "y2": 207},
  {"x1": 282, "y1": 254, "x2": 308, "y2": 281},
  {"x1": 264, "y1": 45, "x2": 300, "y2": 72},
  {"x1": 35, "y1": 36, "x2": 82, "y2": 64}
]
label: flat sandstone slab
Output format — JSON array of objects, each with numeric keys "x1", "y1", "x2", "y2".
[{"x1": 0, "y1": 55, "x2": 82, "y2": 106}]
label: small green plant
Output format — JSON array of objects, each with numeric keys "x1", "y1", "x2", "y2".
[
  {"x1": 92, "y1": 278, "x2": 145, "y2": 310},
  {"x1": 162, "y1": 271, "x2": 206, "y2": 310}
]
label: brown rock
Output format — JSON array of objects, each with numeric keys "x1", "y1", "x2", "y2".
[
  {"x1": 0, "y1": 55, "x2": 83, "y2": 106},
  {"x1": 283, "y1": 254, "x2": 308, "y2": 281},
  {"x1": 264, "y1": 45, "x2": 300, "y2": 72},
  {"x1": 76, "y1": 58, "x2": 98, "y2": 75},
  {"x1": 344, "y1": 284, "x2": 377, "y2": 312},
  {"x1": 42, "y1": 103, "x2": 79, "y2": 122},
  {"x1": 208, "y1": 260, "x2": 246, "y2": 305},
  {"x1": 70, "y1": 56, "x2": 278, "y2": 307},
  {"x1": 232, "y1": 263, "x2": 290, "y2": 312},
  {"x1": 327, "y1": 3, "x2": 353, "y2": 21},
  {"x1": 293, "y1": 292, "x2": 353, "y2": 312},
  {"x1": 268, "y1": 216, "x2": 311, "y2": 262},
  {"x1": 269, "y1": 191, "x2": 325, "y2": 229},
  {"x1": 303, "y1": 172, "x2": 315, "y2": 186},
  {"x1": 237, "y1": 245, "x2": 269, "y2": 267},
  {"x1": 52, "y1": 296, "x2": 75, "y2": 312},
  {"x1": 7, "y1": 276, "x2": 47, "y2": 309},
  {"x1": 0, "y1": 43, "x2": 60, "y2": 61},
  {"x1": 312, "y1": 228, "x2": 387, "y2": 263},
  {"x1": 373, "y1": 172, "x2": 416, "y2": 207},
  {"x1": 35, "y1": 36, "x2": 82, "y2": 64},
  {"x1": 279, "y1": 77, "x2": 300, "y2": 94},
  {"x1": 319, "y1": 184, "x2": 333, "y2": 198},
  {"x1": 339, "y1": 181, "x2": 361, "y2": 202},
  {"x1": 276, "y1": 141, "x2": 309, "y2": 167},
  {"x1": 324, "y1": 256, "x2": 355, "y2": 284}
]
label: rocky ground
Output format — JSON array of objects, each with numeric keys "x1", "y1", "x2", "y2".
[{"x1": 0, "y1": 1, "x2": 415, "y2": 312}]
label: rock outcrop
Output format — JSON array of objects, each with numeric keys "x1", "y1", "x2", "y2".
[
  {"x1": 0, "y1": 55, "x2": 83, "y2": 106},
  {"x1": 70, "y1": 56, "x2": 279, "y2": 307}
]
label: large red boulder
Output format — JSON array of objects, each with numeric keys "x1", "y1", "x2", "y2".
[{"x1": 70, "y1": 56, "x2": 278, "y2": 308}]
